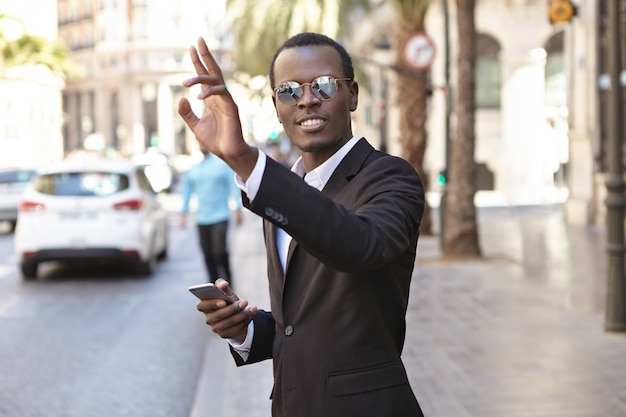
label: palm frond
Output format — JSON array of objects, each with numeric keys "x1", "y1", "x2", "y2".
[
  {"x1": 390, "y1": 0, "x2": 431, "y2": 26},
  {"x1": 226, "y1": 0, "x2": 372, "y2": 76}
]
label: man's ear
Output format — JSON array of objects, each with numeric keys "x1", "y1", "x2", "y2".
[{"x1": 349, "y1": 81, "x2": 359, "y2": 112}]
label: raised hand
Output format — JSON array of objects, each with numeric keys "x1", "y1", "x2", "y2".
[{"x1": 177, "y1": 37, "x2": 257, "y2": 180}]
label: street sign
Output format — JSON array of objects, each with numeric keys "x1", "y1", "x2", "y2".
[
  {"x1": 548, "y1": 0, "x2": 576, "y2": 24},
  {"x1": 402, "y1": 32, "x2": 436, "y2": 71}
]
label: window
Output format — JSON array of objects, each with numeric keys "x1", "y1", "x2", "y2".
[
  {"x1": 35, "y1": 172, "x2": 129, "y2": 196},
  {"x1": 475, "y1": 34, "x2": 502, "y2": 109},
  {"x1": 0, "y1": 170, "x2": 35, "y2": 185},
  {"x1": 544, "y1": 32, "x2": 566, "y2": 107}
]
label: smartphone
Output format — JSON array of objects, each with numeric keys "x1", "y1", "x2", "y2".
[{"x1": 188, "y1": 283, "x2": 235, "y2": 304}]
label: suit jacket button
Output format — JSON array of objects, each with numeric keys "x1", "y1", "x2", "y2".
[
  {"x1": 265, "y1": 208, "x2": 274, "y2": 217},
  {"x1": 284, "y1": 325, "x2": 294, "y2": 336}
]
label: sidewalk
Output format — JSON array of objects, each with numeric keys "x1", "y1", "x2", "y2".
[{"x1": 189, "y1": 204, "x2": 626, "y2": 417}]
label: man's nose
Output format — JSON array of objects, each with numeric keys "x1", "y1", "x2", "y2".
[{"x1": 297, "y1": 84, "x2": 321, "y2": 107}]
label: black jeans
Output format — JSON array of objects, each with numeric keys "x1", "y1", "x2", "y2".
[{"x1": 197, "y1": 221, "x2": 232, "y2": 284}]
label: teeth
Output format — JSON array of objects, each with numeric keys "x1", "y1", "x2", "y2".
[{"x1": 300, "y1": 119, "x2": 323, "y2": 126}]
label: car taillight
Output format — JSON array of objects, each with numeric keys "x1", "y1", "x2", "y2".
[
  {"x1": 20, "y1": 201, "x2": 45, "y2": 212},
  {"x1": 114, "y1": 199, "x2": 144, "y2": 210}
]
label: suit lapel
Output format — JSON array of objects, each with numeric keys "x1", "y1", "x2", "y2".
[
  {"x1": 286, "y1": 237, "x2": 298, "y2": 271},
  {"x1": 264, "y1": 220, "x2": 285, "y2": 289},
  {"x1": 322, "y1": 138, "x2": 375, "y2": 198}
]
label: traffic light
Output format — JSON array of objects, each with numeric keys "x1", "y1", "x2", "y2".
[
  {"x1": 548, "y1": 0, "x2": 576, "y2": 24},
  {"x1": 268, "y1": 130, "x2": 280, "y2": 141},
  {"x1": 438, "y1": 169, "x2": 447, "y2": 186}
]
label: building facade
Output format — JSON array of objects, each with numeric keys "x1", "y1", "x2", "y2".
[
  {"x1": 57, "y1": 0, "x2": 229, "y2": 159},
  {"x1": 8, "y1": 1, "x2": 618, "y2": 227},
  {"x1": 566, "y1": 0, "x2": 625, "y2": 226},
  {"x1": 0, "y1": 0, "x2": 65, "y2": 168},
  {"x1": 351, "y1": 0, "x2": 623, "y2": 226}
]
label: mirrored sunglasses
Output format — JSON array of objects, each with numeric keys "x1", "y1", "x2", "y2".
[{"x1": 273, "y1": 76, "x2": 351, "y2": 105}]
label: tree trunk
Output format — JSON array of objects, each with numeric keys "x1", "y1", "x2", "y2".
[
  {"x1": 442, "y1": 0, "x2": 481, "y2": 258},
  {"x1": 396, "y1": 29, "x2": 432, "y2": 236}
]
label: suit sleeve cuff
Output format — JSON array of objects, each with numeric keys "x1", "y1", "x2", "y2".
[
  {"x1": 234, "y1": 150, "x2": 266, "y2": 201},
  {"x1": 227, "y1": 320, "x2": 254, "y2": 362}
]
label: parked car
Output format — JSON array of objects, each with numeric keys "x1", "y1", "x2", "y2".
[
  {"x1": 131, "y1": 148, "x2": 175, "y2": 193},
  {"x1": 14, "y1": 157, "x2": 168, "y2": 280},
  {"x1": 0, "y1": 168, "x2": 35, "y2": 232}
]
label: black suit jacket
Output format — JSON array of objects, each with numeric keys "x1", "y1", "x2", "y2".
[{"x1": 235, "y1": 138, "x2": 425, "y2": 417}]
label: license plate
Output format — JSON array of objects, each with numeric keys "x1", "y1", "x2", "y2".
[
  {"x1": 70, "y1": 238, "x2": 86, "y2": 248},
  {"x1": 59, "y1": 211, "x2": 81, "y2": 220}
]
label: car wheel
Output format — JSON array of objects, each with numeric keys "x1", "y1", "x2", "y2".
[
  {"x1": 137, "y1": 250, "x2": 157, "y2": 277},
  {"x1": 157, "y1": 245, "x2": 168, "y2": 261},
  {"x1": 157, "y1": 227, "x2": 168, "y2": 260},
  {"x1": 20, "y1": 261, "x2": 38, "y2": 280}
]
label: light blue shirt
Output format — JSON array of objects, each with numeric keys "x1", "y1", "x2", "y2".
[{"x1": 180, "y1": 154, "x2": 241, "y2": 225}]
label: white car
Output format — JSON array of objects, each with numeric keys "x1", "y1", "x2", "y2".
[
  {"x1": 131, "y1": 148, "x2": 175, "y2": 193},
  {"x1": 0, "y1": 169, "x2": 35, "y2": 232},
  {"x1": 14, "y1": 157, "x2": 168, "y2": 280}
]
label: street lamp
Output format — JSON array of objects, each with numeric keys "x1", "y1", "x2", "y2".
[{"x1": 440, "y1": 0, "x2": 451, "y2": 243}]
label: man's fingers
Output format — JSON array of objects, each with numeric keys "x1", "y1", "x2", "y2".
[
  {"x1": 197, "y1": 85, "x2": 230, "y2": 100},
  {"x1": 177, "y1": 98, "x2": 198, "y2": 130},
  {"x1": 215, "y1": 278, "x2": 239, "y2": 300},
  {"x1": 211, "y1": 320, "x2": 247, "y2": 340},
  {"x1": 205, "y1": 303, "x2": 251, "y2": 330},
  {"x1": 197, "y1": 37, "x2": 225, "y2": 80},
  {"x1": 182, "y1": 73, "x2": 223, "y2": 88},
  {"x1": 188, "y1": 38, "x2": 225, "y2": 82},
  {"x1": 188, "y1": 44, "x2": 210, "y2": 80}
]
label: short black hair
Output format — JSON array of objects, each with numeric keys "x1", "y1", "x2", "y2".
[{"x1": 269, "y1": 32, "x2": 354, "y2": 89}]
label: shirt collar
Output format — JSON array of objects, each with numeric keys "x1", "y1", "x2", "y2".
[{"x1": 292, "y1": 136, "x2": 359, "y2": 191}]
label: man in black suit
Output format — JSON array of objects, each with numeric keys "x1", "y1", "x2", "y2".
[{"x1": 178, "y1": 32, "x2": 425, "y2": 417}]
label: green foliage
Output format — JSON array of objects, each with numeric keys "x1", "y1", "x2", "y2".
[
  {"x1": 0, "y1": 14, "x2": 78, "y2": 78},
  {"x1": 390, "y1": 0, "x2": 431, "y2": 27},
  {"x1": 226, "y1": 0, "x2": 371, "y2": 77}
]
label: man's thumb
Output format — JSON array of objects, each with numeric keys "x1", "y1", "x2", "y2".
[{"x1": 177, "y1": 98, "x2": 198, "y2": 130}]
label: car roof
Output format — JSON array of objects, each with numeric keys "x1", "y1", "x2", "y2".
[
  {"x1": 37, "y1": 156, "x2": 137, "y2": 175},
  {"x1": 0, "y1": 169, "x2": 35, "y2": 183},
  {"x1": 0, "y1": 168, "x2": 36, "y2": 174}
]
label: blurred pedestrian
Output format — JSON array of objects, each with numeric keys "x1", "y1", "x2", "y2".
[
  {"x1": 179, "y1": 148, "x2": 242, "y2": 284},
  {"x1": 178, "y1": 33, "x2": 425, "y2": 417}
]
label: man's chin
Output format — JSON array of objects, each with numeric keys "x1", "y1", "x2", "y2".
[{"x1": 294, "y1": 136, "x2": 340, "y2": 154}]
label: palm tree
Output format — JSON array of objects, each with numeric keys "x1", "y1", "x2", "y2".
[
  {"x1": 390, "y1": 0, "x2": 433, "y2": 235},
  {"x1": 227, "y1": 0, "x2": 440, "y2": 236},
  {"x1": 0, "y1": 13, "x2": 76, "y2": 78},
  {"x1": 441, "y1": 0, "x2": 481, "y2": 258},
  {"x1": 226, "y1": 0, "x2": 371, "y2": 77}
]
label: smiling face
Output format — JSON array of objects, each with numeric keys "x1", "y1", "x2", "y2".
[{"x1": 272, "y1": 45, "x2": 358, "y2": 170}]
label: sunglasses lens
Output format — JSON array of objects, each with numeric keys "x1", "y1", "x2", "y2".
[
  {"x1": 275, "y1": 77, "x2": 345, "y2": 104},
  {"x1": 276, "y1": 82, "x2": 303, "y2": 105},
  {"x1": 312, "y1": 76, "x2": 337, "y2": 100}
]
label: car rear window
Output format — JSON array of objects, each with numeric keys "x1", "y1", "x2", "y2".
[
  {"x1": 34, "y1": 172, "x2": 130, "y2": 196},
  {"x1": 0, "y1": 170, "x2": 34, "y2": 184}
]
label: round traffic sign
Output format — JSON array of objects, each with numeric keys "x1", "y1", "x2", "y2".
[
  {"x1": 549, "y1": 0, "x2": 575, "y2": 23},
  {"x1": 402, "y1": 32, "x2": 436, "y2": 71}
]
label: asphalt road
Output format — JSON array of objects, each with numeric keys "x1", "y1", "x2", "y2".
[
  {"x1": 3, "y1": 200, "x2": 623, "y2": 417},
  {"x1": 0, "y1": 215, "x2": 213, "y2": 417}
]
